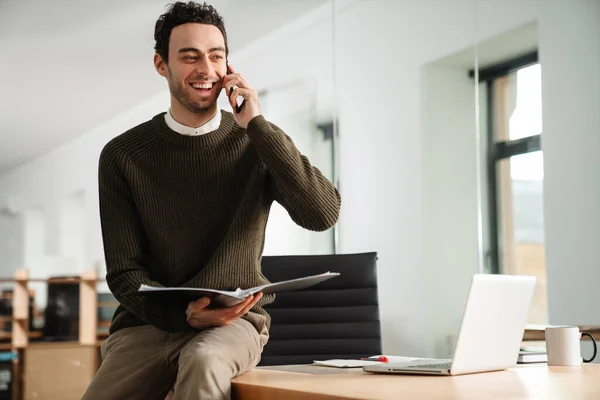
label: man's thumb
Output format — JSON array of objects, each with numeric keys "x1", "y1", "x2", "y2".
[{"x1": 197, "y1": 296, "x2": 211, "y2": 309}]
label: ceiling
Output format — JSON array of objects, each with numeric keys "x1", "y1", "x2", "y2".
[{"x1": 0, "y1": 0, "x2": 327, "y2": 174}]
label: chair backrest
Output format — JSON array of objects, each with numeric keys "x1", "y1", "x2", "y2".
[{"x1": 258, "y1": 252, "x2": 381, "y2": 366}]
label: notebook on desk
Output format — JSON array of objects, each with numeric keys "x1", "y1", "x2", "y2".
[{"x1": 363, "y1": 274, "x2": 536, "y2": 376}]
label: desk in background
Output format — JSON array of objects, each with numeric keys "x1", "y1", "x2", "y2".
[
  {"x1": 523, "y1": 325, "x2": 600, "y2": 341},
  {"x1": 232, "y1": 364, "x2": 600, "y2": 400}
]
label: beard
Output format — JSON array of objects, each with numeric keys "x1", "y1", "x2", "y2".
[{"x1": 167, "y1": 69, "x2": 221, "y2": 114}]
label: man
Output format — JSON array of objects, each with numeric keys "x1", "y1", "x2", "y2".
[{"x1": 82, "y1": 1, "x2": 340, "y2": 399}]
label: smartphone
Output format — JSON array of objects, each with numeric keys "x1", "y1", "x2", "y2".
[{"x1": 226, "y1": 63, "x2": 243, "y2": 113}]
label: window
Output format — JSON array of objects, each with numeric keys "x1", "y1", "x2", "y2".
[{"x1": 478, "y1": 52, "x2": 547, "y2": 325}]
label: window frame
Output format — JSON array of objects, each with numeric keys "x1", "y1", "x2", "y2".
[{"x1": 470, "y1": 51, "x2": 541, "y2": 274}]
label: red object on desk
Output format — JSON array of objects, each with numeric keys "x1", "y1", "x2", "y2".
[{"x1": 361, "y1": 356, "x2": 388, "y2": 362}]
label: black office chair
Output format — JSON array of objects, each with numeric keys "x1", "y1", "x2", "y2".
[{"x1": 257, "y1": 252, "x2": 382, "y2": 366}]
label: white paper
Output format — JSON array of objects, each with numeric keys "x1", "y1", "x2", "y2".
[
  {"x1": 312, "y1": 356, "x2": 428, "y2": 368},
  {"x1": 138, "y1": 272, "x2": 339, "y2": 298},
  {"x1": 138, "y1": 284, "x2": 245, "y2": 298},
  {"x1": 312, "y1": 359, "x2": 380, "y2": 368},
  {"x1": 134, "y1": 272, "x2": 340, "y2": 307}
]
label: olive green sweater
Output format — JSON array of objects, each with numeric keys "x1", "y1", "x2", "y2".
[{"x1": 98, "y1": 110, "x2": 341, "y2": 335}]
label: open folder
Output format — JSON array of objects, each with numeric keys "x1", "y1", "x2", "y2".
[{"x1": 126, "y1": 271, "x2": 340, "y2": 307}]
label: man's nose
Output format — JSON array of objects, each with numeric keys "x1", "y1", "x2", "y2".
[{"x1": 195, "y1": 55, "x2": 213, "y2": 76}]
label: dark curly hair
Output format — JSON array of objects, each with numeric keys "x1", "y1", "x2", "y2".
[{"x1": 154, "y1": 1, "x2": 228, "y2": 63}]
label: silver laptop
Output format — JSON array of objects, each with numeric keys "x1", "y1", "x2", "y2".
[{"x1": 363, "y1": 274, "x2": 536, "y2": 376}]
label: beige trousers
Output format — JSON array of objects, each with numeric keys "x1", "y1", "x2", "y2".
[{"x1": 82, "y1": 313, "x2": 269, "y2": 400}]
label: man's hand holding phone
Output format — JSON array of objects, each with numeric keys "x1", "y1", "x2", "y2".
[
  {"x1": 222, "y1": 64, "x2": 261, "y2": 129},
  {"x1": 185, "y1": 291, "x2": 263, "y2": 330}
]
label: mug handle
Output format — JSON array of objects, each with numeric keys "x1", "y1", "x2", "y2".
[{"x1": 581, "y1": 332, "x2": 597, "y2": 363}]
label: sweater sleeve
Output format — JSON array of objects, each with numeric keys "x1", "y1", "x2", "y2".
[
  {"x1": 98, "y1": 145, "x2": 193, "y2": 332},
  {"x1": 246, "y1": 115, "x2": 341, "y2": 231}
]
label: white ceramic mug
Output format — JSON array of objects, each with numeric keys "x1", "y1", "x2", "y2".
[{"x1": 545, "y1": 326, "x2": 598, "y2": 366}]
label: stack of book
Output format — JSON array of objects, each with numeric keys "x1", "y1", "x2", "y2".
[{"x1": 518, "y1": 348, "x2": 547, "y2": 364}]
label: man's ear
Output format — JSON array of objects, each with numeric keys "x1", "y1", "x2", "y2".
[{"x1": 154, "y1": 53, "x2": 168, "y2": 77}]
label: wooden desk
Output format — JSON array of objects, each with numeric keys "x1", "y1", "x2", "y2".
[{"x1": 232, "y1": 364, "x2": 600, "y2": 400}]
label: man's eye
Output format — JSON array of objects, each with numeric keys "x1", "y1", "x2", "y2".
[
  {"x1": 183, "y1": 56, "x2": 197, "y2": 61},
  {"x1": 213, "y1": 55, "x2": 223, "y2": 60}
]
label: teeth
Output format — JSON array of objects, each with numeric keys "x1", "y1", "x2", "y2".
[{"x1": 191, "y1": 83, "x2": 212, "y2": 89}]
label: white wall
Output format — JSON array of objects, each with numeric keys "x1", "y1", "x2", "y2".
[
  {"x1": 335, "y1": 0, "x2": 599, "y2": 357},
  {"x1": 539, "y1": 0, "x2": 600, "y2": 328},
  {"x1": 0, "y1": 215, "x2": 22, "y2": 297},
  {"x1": 59, "y1": 191, "x2": 86, "y2": 274},
  {"x1": 0, "y1": 214, "x2": 23, "y2": 274},
  {"x1": 0, "y1": 0, "x2": 598, "y2": 358},
  {"x1": 334, "y1": 0, "x2": 523, "y2": 356},
  {"x1": 259, "y1": 79, "x2": 335, "y2": 256},
  {"x1": 0, "y1": 92, "x2": 171, "y2": 281},
  {"x1": 421, "y1": 65, "x2": 480, "y2": 358}
]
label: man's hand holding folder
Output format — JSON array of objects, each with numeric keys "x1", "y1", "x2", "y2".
[{"x1": 185, "y1": 291, "x2": 264, "y2": 330}]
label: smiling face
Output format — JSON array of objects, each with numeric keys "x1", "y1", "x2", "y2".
[{"x1": 155, "y1": 23, "x2": 227, "y2": 115}]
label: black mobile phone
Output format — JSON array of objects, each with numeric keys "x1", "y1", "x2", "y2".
[{"x1": 226, "y1": 63, "x2": 243, "y2": 113}]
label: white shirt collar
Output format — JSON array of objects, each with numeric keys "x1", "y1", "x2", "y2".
[{"x1": 164, "y1": 108, "x2": 222, "y2": 136}]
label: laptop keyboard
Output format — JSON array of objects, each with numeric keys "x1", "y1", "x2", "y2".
[{"x1": 405, "y1": 362, "x2": 452, "y2": 369}]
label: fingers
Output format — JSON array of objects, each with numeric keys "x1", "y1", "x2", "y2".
[
  {"x1": 222, "y1": 75, "x2": 244, "y2": 91},
  {"x1": 224, "y1": 292, "x2": 259, "y2": 317},
  {"x1": 190, "y1": 296, "x2": 211, "y2": 310},
  {"x1": 186, "y1": 292, "x2": 264, "y2": 329},
  {"x1": 224, "y1": 80, "x2": 251, "y2": 102},
  {"x1": 222, "y1": 74, "x2": 251, "y2": 93},
  {"x1": 228, "y1": 87, "x2": 255, "y2": 110},
  {"x1": 228, "y1": 88, "x2": 243, "y2": 112},
  {"x1": 186, "y1": 297, "x2": 210, "y2": 320},
  {"x1": 216, "y1": 292, "x2": 262, "y2": 326},
  {"x1": 238, "y1": 292, "x2": 262, "y2": 316},
  {"x1": 228, "y1": 87, "x2": 239, "y2": 110},
  {"x1": 230, "y1": 293, "x2": 255, "y2": 314}
]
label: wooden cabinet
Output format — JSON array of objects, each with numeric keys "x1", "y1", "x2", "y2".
[
  {"x1": 23, "y1": 343, "x2": 97, "y2": 400},
  {"x1": 0, "y1": 269, "x2": 107, "y2": 400}
]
